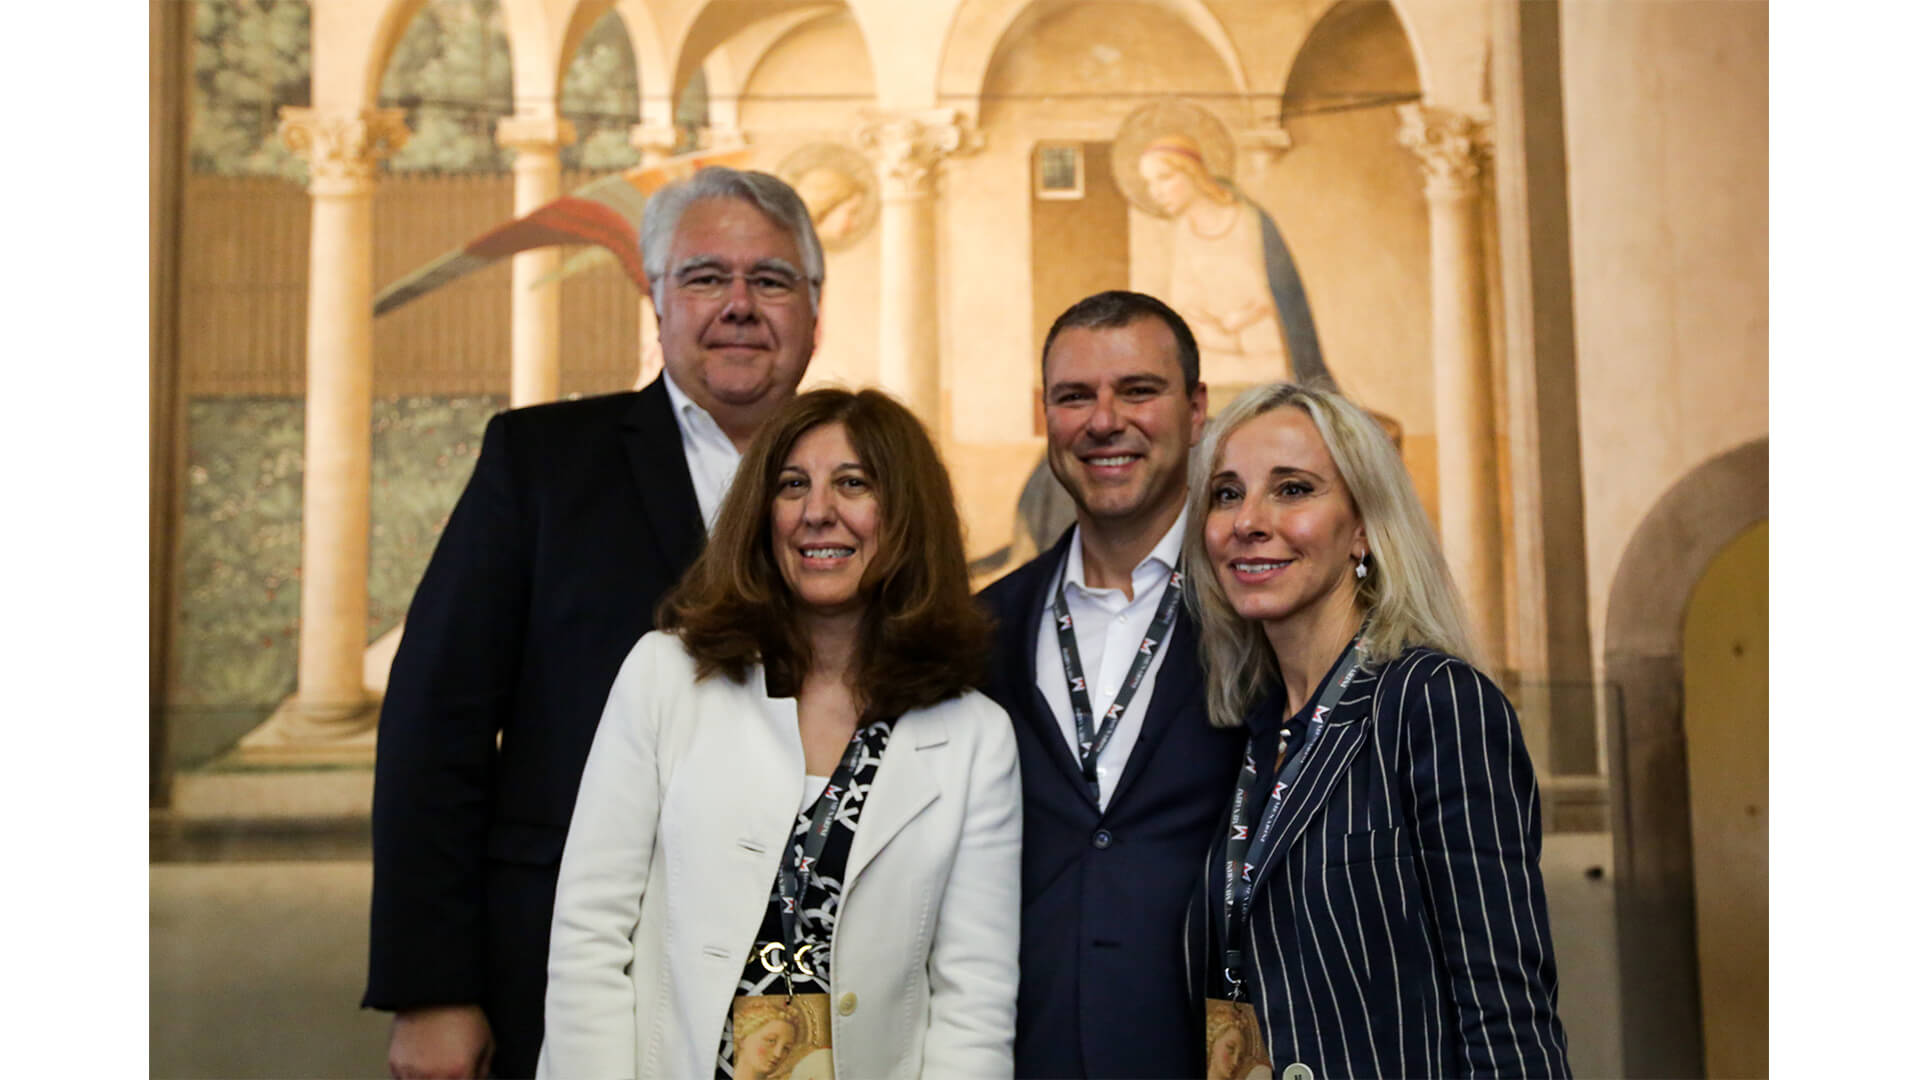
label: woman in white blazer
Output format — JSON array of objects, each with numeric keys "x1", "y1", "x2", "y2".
[{"x1": 540, "y1": 388, "x2": 1020, "y2": 1080}]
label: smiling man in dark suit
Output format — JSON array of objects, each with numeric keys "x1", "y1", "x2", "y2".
[
  {"x1": 979, "y1": 290, "x2": 1246, "y2": 1079},
  {"x1": 362, "y1": 168, "x2": 825, "y2": 1080}
]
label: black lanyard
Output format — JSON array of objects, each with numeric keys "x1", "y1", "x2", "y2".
[
  {"x1": 1219, "y1": 637, "x2": 1367, "y2": 1000},
  {"x1": 1051, "y1": 565, "x2": 1184, "y2": 794},
  {"x1": 771, "y1": 729, "x2": 869, "y2": 999}
]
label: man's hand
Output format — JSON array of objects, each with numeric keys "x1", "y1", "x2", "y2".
[{"x1": 389, "y1": 1005, "x2": 494, "y2": 1079}]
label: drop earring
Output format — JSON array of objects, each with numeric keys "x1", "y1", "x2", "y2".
[{"x1": 1355, "y1": 556, "x2": 1369, "y2": 580}]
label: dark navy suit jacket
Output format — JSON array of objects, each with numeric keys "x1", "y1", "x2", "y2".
[
  {"x1": 364, "y1": 378, "x2": 704, "y2": 1078},
  {"x1": 980, "y1": 528, "x2": 1244, "y2": 1079},
  {"x1": 1183, "y1": 647, "x2": 1573, "y2": 1079}
]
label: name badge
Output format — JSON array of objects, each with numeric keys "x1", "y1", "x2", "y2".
[
  {"x1": 1204, "y1": 998, "x2": 1274, "y2": 1080},
  {"x1": 732, "y1": 993, "x2": 834, "y2": 1080}
]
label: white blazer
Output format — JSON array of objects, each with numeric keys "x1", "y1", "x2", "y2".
[{"x1": 539, "y1": 631, "x2": 1021, "y2": 1079}]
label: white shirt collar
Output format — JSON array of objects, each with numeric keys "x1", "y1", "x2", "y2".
[
  {"x1": 1063, "y1": 504, "x2": 1189, "y2": 597},
  {"x1": 660, "y1": 367, "x2": 742, "y2": 530},
  {"x1": 660, "y1": 367, "x2": 725, "y2": 442}
]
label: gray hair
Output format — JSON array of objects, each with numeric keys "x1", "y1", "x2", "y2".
[
  {"x1": 1182, "y1": 381, "x2": 1480, "y2": 729},
  {"x1": 639, "y1": 166, "x2": 825, "y2": 311}
]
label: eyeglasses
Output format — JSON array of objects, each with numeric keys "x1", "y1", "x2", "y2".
[{"x1": 670, "y1": 266, "x2": 810, "y2": 304}]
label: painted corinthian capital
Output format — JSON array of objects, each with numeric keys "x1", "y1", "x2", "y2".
[
  {"x1": 854, "y1": 108, "x2": 979, "y2": 198},
  {"x1": 1395, "y1": 104, "x2": 1492, "y2": 198},
  {"x1": 279, "y1": 106, "x2": 409, "y2": 196}
]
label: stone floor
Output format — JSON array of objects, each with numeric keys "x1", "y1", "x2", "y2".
[
  {"x1": 150, "y1": 827, "x2": 1624, "y2": 1080},
  {"x1": 151, "y1": 858, "x2": 389, "y2": 1079}
]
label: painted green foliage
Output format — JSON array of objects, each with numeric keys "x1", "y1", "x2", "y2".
[
  {"x1": 189, "y1": 0, "x2": 311, "y2": 180},
  {"x1": 178, "y1": 399, "x2": 306, "y2": 706},
  {"x1": 380, "y1": 0, "x2": 515, "y2": 172},
  {"x1": 561, "y1": 13, "x2": 644, "y2": 171},
  {"x1": 177, "y1": 397, "x2": 503, "y2": 708},
  {"x1": 191, "y1": 0, "x2": 644, "y2": 177}
]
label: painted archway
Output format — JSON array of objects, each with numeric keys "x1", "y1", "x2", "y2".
[{"x1": 936, "y1": 0, "x2": 1250, "y2": 118}]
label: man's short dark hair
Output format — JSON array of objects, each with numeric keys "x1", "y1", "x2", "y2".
[{"x1": 1040, "y1": 290, "x2": 1201, "y2": 392}]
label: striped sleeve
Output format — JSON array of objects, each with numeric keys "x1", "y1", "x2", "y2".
[{"x1": 1397, "y1": 653, "x2": 1572, "y2": 1078}]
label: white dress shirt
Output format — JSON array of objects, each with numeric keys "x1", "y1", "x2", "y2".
[
  {"x1": 1035, "y1": 506, "x2": 1187, "y2": 811},
  {"x1": 661, "y1": 368, "x2": 743, "y2": 529}
]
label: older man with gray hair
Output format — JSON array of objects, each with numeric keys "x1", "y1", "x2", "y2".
[{"x1": 364, "y1": 167, "x2": 824, "y2": 1079}]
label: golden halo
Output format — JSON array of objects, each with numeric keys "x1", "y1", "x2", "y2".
[
  {"x1": 1111, "y1": 98, "x2": 1237, "y2": 219},
  {"x1": 776, "y1": 142, "x2": 880, "y2": 252},
  {"x1": 795, "y1": 994, "x2": 834, "y2": 1053},
  {"x1": 736, "y1": 994, "x2": 821, "y2": 1053}
]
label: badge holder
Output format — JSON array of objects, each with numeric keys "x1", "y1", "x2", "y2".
[
  {"x1": 731, "y1": 735, "x2": 870, "y2": 1080},
  {"x1": 731, "y1": 950, "x2": 834, "y2": 1080},
  {"x1": 1203, "y1": 991, "x2": 1274, "y2": 1080},
  {"x1": 1207, "y1": 638, "x2": 1367, "y2": 1080}
]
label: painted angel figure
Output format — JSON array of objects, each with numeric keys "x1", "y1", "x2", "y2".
[{"x1": 1134, "y1": 132, "x2": 1330, "y2": 390}]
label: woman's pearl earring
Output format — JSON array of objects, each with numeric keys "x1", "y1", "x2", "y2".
[{"x1": 1355, "y1": 557, "x2": 1369, "y2": 580}]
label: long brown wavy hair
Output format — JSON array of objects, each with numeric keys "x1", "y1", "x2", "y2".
[{"x1": 657, "y1": 387, "x2": 991, "y2": 719}]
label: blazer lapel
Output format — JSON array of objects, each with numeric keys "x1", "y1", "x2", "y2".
[
  {"x1": 841, "y1": 713, "x2": 945, "y2": 893},
  {"x1": 1017, "y1": 530, "x2": 1101, "y2": 811},
  {"x1": 1246, "y1": 711, "x2": 1371, "y2": 896},
  {"x1": 1103, "y1": 603, "x2": 1199, "y2": 811},
  {"x1": 621, "y1": 377, "x2": 704, "y2": 572}
]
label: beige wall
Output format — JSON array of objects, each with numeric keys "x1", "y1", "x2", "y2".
[
  {"x1": 1681, "y1": 520, "x2": 1767, "y2": 1079},
  {"x1": 946, "y1": 0, "x2": 1242, "y2": 446},
  {"x1": 737, "y1": 11, "x2": 881, "y2": 396},
  {"x1": 937, "y1": 1, "x2": 1248, "y2": 550},
  {"x1": 725, "y1": 0, "x2": 1476, "y2": 564},
  {"x1": 944, "y1": 139, "x2": 1039, "y2": 445},
  {"x1": 1030, "y1": 141, "x2": 1132, "y2": 396},
  {"x1": 179, "y1": 172, "x2": 644, "y2": 399},
  {"x1": 1561, "y1": 0, "x2": 1768, "y2": 670},
  {"x1": 1267, "y1": 0, "x2": 1436, "y2": 517}
]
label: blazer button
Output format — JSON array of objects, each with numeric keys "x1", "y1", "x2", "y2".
[
  {"x1": 1091, "y1": 829, "x2": 1113, "y2": 849},
  {"x1": 837, "y1": 991, "x2": 858, "y2": 1016},
  {"x1": 1281, "y1": 1064, "x2": 1314, "y2": 1080}
]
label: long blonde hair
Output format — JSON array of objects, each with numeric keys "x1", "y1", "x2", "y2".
[{"x1": 1182, "y1": 382, "x2": 1479, "y2": 728}]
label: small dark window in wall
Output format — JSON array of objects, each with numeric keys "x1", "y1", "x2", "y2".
[{"x1": 1034, "y1": 143, "x2": 1084, "y2": 200}]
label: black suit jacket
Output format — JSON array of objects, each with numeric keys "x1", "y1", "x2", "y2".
[
  {"x1": 364, "y1": 379, "x2": 704, "y2": 1078},
  {"x1": 979, "y1": 529, "x2": 1244, "y2": 1080}
]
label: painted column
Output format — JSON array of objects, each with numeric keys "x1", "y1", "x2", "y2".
[
  {"x1": 626, "y1": 122, "x2": 681, "y2": 388},
  {"x1": 496, "y1": 114, "x2": 576, "y2": 406},
  {"x1": 855, "y1": 109, "x2": 974, "y2": 436},
  {"x1": 1397, "y1": 105, "x2": 1507, "y2": 655},
  {"x1": 278, "y1": 106, "x2": 407, "y2": 734}
]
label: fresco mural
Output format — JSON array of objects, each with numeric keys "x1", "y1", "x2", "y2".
[
  {"x1": 778, "y1": 142, "x2": 880, "y2": 251},
  {"x1": 177, "y1": 0, "x2": 650, "y2": 714},
  {"x1": 174, "y1": 396, "x2": 500, "y2": 762},
  {"x1": 189, "y1": 0, "x2": 654, "y2": 180},
  {"x1": 176, "y1": 0, "x2": 1422, "y2": 716},
  {"x1": 377, "y1": 0, "x2": 514, "y2": 173},
  {"x1": 188, "y1": 0, "x2": 310, "y2": 181},
  {"x1": 1114, "y1": 99, "x2": 1329, "y2": 392}
]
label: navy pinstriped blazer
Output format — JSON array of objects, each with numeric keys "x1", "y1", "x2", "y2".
[{"x1": 1184, "y1": 646, "x2": 1572, "y2": 1079}]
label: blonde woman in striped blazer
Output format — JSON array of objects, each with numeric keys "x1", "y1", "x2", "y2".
[{"x1": 1181, "y1": 383, "x2": 1571, "y2": 1079}]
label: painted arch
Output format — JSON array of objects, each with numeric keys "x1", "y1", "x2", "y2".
[{"x1": 935, "y1": 0, "x2": 1249, "y2": 117}]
